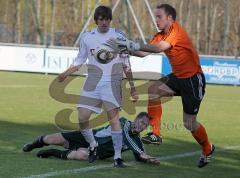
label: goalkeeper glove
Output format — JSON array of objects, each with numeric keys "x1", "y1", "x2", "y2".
[{"x1": 106, "y1": 37, "x2": 141, "y2": 52}]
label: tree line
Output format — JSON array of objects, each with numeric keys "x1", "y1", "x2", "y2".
[{"x1": 0, "y1": 0, "x2": 239, "y2": 57}]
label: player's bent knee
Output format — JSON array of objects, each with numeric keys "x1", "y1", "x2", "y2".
[
  {"x1": 148, "y1": 85, "x2": 172, "y2": 100},
  {"x1": 183, "y1": 114, "x2": 198, "y2": 131},
  {"x1": 78, "y1": 108, "x2": 92, "y2": 121},
  {"x1": 67, "y1": 149, "x2": 88, "y2": 160},
  {"x1": 183, "y1": 121, "x2": 193, "y2": 131},
  {"x1": 148, "y1": 85, "x2": 159, "y2": 96},
  {"x1": 44, "y1": 133, "x2": 66, "y2": 145},
  {"x1": 109, "y1": 119, "x2": 121, "y2": 130}
]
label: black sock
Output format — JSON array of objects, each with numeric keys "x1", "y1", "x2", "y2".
[
  {"x1": 31, "y1": 135, "x2": 48, "y2": 149},
  {"x1": 37, "y1": 149, "x2": 71, "y2": 160},
  {"x1": 39, "y1": 135, "x2": 49, "y2": 146},
  {"x1": 52, "y1": 149, "x2": 71, "y2": 160}
]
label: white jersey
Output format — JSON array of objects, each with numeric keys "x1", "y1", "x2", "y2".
[{"x1": 72, "y1": 28, "x2": 129, "y2": 82}]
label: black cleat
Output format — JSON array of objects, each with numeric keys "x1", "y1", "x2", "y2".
[
  {"x1": 198, "y1": 144, "x2": 215, "y2": 168},
  {"x1": 88, "y1": 146, "x2": 98, "y2": 163},
  {"x1": 22, "y1": 143, "x2": 35, "y2": 152},
  {"x1": 114, "y1": 158, "x2": 127, "y2": 168},
  {"x1": 22, "y1": 136, "x2": 46, "y2": 152},
  {"x1": 37, "y1": 149, "x2": 55, "y2": 158},
  {"x1": 141, "y1": 132, "x2": 162, "y2": 145}
]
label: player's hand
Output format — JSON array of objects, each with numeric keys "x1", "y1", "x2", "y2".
[
  {"x1": 140, "y1": 152, "x2": 154, "y2": 159},
  {"x1": 140, "y1": 152, "x2": 160, "y2": 166},
  {"x1": 130, "y1": 87, "x2": 139, "y2": 102},
  {"x1": 106, "y1": 37, "x2": 140, "y2": 52},
  {"x1": 146, "y1": 158, "x2": 160, "y2": 165},
  {"x1": 58, "y1": 73, "x2": 67, "y2": 82}
]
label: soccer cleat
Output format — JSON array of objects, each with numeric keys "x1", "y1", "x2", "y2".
[
  {"x1": 114, "y1": 158, "x2": 127, "y2": 168},
  {"x1": 141, "y1": 132, "x2": 162, "y2": 145},
  {"x1": 88, "y1": 146, "x2": 98, "y2": 163},
  {"x1": 198, "y1": 144, "x2": 215, "y2": 168},
  {"x1": 22, "y1": 136, "x2": 47, "y2": 152},
  {"x1": 37, "y1": 149, "x2": 55, "y2": 158}
]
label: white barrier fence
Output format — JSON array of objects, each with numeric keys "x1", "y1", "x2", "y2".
[{"x1": 0, "y1": 45, "x2": 162, "y2": 78}]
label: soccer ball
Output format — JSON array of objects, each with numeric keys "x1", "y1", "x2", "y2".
[{"x1": 94, "y1": 44, "x2": 116, "y2": 64}]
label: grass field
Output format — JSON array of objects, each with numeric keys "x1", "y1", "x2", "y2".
[{"x1": 0, "y1": 71, "x2": 240, "y2": 178}]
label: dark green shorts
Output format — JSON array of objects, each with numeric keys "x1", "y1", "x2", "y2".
[
  {"x1": 61, "y1": 131, "x2": 125, "y2": 159},
  {"x1": 61, "y1": 131, "x2": 89, "y2": 150}
]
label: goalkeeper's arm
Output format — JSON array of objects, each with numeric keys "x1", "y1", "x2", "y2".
[
  {"x1": 107, "y1": 37, "x2": 171, "y2": 54},
  {"x1": 128, "y1": 40, "x2": 170, "y2": 57},
  {"x1": 138, "y1": 41, "x2": 171, "y2": 53}
]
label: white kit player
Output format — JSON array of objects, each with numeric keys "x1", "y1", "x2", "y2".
[{"x1": 58, "y1": 6, "x2": 138, "y2": 168}]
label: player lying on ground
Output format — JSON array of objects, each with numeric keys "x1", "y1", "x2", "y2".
[
  {"x1": 106, "y1": 4, "x2": 215, "y2": 168},
  {"x1": 22, "y1": 112, "x2": 160, "y2": 166}
]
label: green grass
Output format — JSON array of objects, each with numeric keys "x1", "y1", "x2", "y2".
[{"x1": 0, "y1": 71, "x2": 240, "y2": 178}]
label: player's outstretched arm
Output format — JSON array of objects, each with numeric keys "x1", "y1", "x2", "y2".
[
  {"x1": 129, "y1": 51, "x2": 151, "y2": 58},
  {"x1": 123, "y1": 62, "x2": 139, "y2": 102},
  {"x1": 139, "y1": 41, "x2": 171, "y2": 53},
  {"x1": 58, "y1": 65, "x2": 81, "y2": 82},
  {"x1": 106, "y1": 37, "x2": 171, "y2": 54}
]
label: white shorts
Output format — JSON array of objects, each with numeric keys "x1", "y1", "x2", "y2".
[{"x1": 77, "y1": 80, "x2": 122, "y2": 113}]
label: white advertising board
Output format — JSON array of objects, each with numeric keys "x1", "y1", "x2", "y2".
[
  {"x1": 0, "y1": 46, "x2": 44, "y2": 72},
  {"x1": 0, "y1": 45, "x2": 162, "y2": 78},
  {"x1": 43, "y1": 48, "x2": 78, "y2": 74}
]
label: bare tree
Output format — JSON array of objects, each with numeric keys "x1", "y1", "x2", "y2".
[
  {"x1": 12, "y1": 0, "x2": 19, "y2": 43},
  {"x1": 196, "y1": 0, "x2": 201, "y2": 52},
  {"x1": 0, "y1": 0, "x2": 240, "y2": 56},
  {"x1": 223, "y1": 0, "x2": 230, "y2": 55},
  {"x1": 4, "y1": 0, "x2": 9, "y2": 23},
  {"x1": 73, "y1": 0, "x2": 79, "y2": 24},
  {"x1": 208, "y1": 3, "x2": 218, "y2": 54},
  {"x1": 185, "y1": 0, "x2": 192, "y2": 33},
  {"x1": 81, "y1": 0, "x2": 85, "y2": 26},
  {"x1": 50, "y1": 0, "x2": 56, "y2": 46},
  {"x1": 233, "y1": 5, "x2": 240, "y2": 58},
  {"x1": 204, "y1": 2, "x2": 209, "y2": 54},
  {"x1": 44, "y1": 0, "x2": 48, "y2": 46},
  {"x1": 178, "y1": 0, "x2": 184, "y2": 25},
  {"x1": 16, "y1": 0, "x2": 22, "y2": 43},
  {"x1": 30, "y1": 0, "x2": 43, "y2": 44},
  {"x1": 37, "y1": 0, "x2": 41, "y2": 43}
]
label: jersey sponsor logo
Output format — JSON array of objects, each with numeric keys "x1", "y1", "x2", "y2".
[{"x1": 90, "y1": 49, "x2": 95, "y2": 56}]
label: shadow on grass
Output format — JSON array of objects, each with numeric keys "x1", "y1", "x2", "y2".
[{"x1": 0, "y1": 119, "x2": 59, "y2": 152}]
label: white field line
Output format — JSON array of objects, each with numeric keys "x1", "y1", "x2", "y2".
[{"x1": 22, "y1": 145, "x2": 240, "y2": 178}]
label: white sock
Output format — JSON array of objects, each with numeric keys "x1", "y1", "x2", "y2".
[
  {"x1": 81, "y1": 129, "x2": 98, "y2": 148},
  {"x1": 111, "y1": 130, "x2": 123, "y2": 159}
]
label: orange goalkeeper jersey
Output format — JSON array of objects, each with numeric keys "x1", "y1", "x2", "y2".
[{"x1": 150, "y1": 22, "x2": 202, "y2": 78}]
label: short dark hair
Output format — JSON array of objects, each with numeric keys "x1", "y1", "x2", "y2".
[
  {"x1": 136, "y1": 112, "x2": 150, "y2": 119},
  {"x1": 157, "y1": 4, "x2": 177, "y2": 21},
  {"x1": 94, "y1": 6, "x2": 112, "y2": 23}
]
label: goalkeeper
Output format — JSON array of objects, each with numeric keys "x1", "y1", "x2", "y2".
[
  {"x1": 106, "y1": 4, "x2": 214, "y2": 168},
  {"x1": 23, "y1": 112, "x2": 160, "y2": 166}
]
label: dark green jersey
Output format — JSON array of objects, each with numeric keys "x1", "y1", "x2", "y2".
[
  {"x1": 61, "y1": 117, "x2": 145, "y2": 160},
  {"x1": 94, "y1": 117, "x2": 145, "y2": 159}
]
